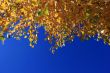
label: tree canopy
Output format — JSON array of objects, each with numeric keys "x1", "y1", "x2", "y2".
[{"x1": 0, "y1": 0, "x2": 110, "y2": 53}]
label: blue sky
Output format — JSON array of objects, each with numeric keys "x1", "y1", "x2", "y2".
[{"x1": 0, "y1": 27, "x2": 110, "y2": 73}]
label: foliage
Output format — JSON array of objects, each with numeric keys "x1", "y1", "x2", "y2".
[{"x1": 0, "y1": 0, "x2": 110, "y2": 53}]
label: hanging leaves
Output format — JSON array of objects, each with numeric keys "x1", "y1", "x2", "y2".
[{"x1": 0, "y1": 0, "x2": 109, "y2": 53}]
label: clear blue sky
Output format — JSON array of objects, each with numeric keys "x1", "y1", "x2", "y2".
[{"x1": 0, "y1": 27, "x2": 110, "y2": 73}]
